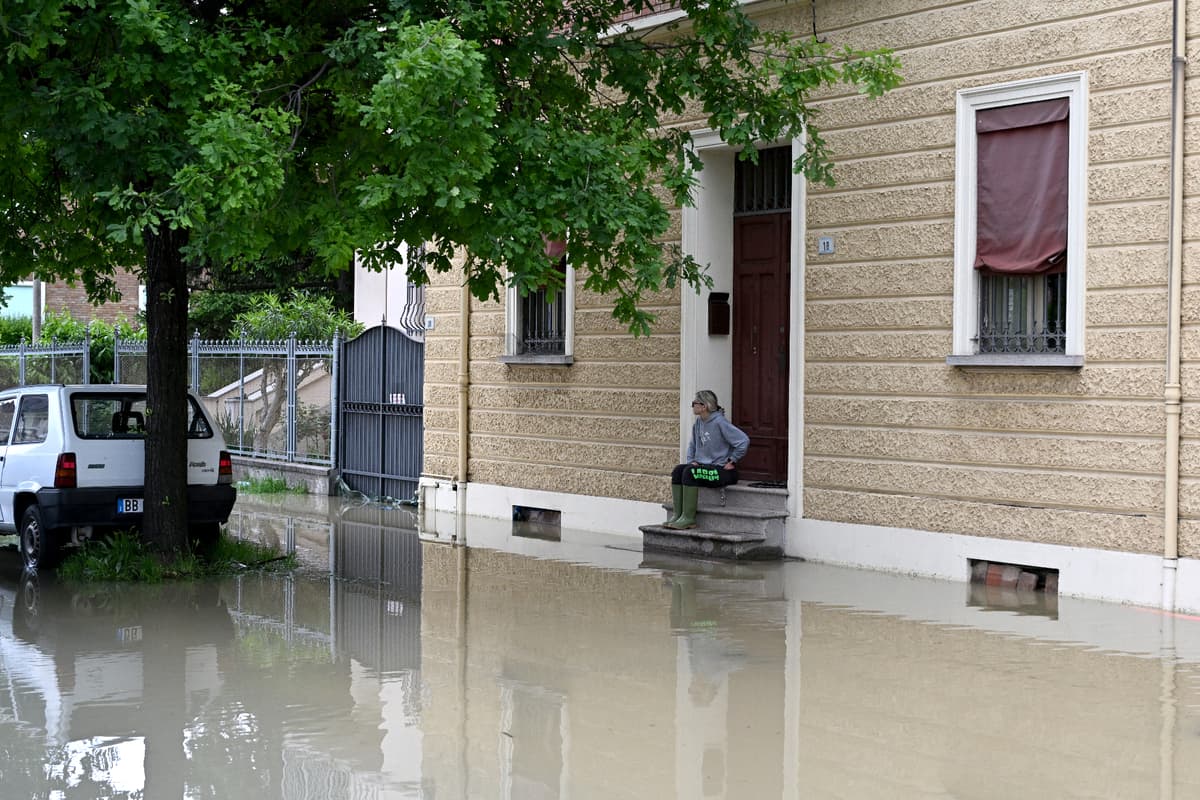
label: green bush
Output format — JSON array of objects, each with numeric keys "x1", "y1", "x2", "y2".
[{"x1": 0, "y1": 316, "x2": 32, "y2": 345}]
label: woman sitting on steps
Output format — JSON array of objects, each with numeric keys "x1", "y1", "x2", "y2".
[{"x1": 665, "y1": 390, "x2": 750, "y2": 530}]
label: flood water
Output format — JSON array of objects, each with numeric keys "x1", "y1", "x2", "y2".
[{"x1": 2, "y1": 495, "x2": 1200, "y2": 798}]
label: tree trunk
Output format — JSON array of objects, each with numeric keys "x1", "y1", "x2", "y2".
[
  {"x1": 142, "y1": 224, "x2": 191, "y2": 555},
  {"x1": 252, "y1": 361, "x2": 285, "y2": 452}
]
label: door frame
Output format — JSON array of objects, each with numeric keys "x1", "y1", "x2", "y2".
[{"x1": 681, "y1": 130, "x2": 806, "y2": 530}]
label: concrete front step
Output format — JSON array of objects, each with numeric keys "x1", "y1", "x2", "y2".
[
  {"x1": 697, "y1": 484, "x2": 789, "y2": 512},
  {"x1": 647, "y1": 481, "x2": 790, "y2": 561},
  {"x1": 691, "y1": 506, "x2": 787, "y2": 537},
  {"x1": 639, "y1": 524, "x2": 783, "y2": 561}
]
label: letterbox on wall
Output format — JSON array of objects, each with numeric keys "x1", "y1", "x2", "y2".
[{"x1": 708, "y1": 292, "x2": 730, "y2": 336}]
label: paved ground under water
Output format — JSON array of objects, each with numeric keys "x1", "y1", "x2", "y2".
[{"x1": 2, "y1": 493, "x2": 1200, "y2": 798}]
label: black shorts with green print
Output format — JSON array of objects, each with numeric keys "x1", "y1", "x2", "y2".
[{"x1": 671, "y1": 463, "x2": 740, "y2": 487}]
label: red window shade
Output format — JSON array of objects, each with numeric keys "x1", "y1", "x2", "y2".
[{"x1": 974, "y1": 98, "x2": 1069, "y2": 275}]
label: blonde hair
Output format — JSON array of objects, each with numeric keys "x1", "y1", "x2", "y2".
[{"x1": 693, "y1": 390, "x2": 720, "y2": 413}]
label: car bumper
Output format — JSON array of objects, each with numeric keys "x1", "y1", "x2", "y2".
[{"x1": 35, "y1": 484, "x2": 238, "y2": 529}]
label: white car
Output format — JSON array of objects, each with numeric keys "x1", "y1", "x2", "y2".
[{"x1": 0, "y1": 384, "x2": 236, "y2": 570}]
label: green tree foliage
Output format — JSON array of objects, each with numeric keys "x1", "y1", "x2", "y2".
[
  {"x1": 188, "y1": 290, "x2": 263, "y2": 341},
  {"x1": 0, "y1": 0, "x2": 899, "y2": 551},
  {"x1": 234, "y1": 292, "x2": 363, "y2": 342}
]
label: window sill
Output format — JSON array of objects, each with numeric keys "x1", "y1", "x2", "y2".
[
  {"x1": 946, "y1": 354, "x2": 1083, "y2": 370},
  {"x1": 499, "y1": 354, "x2": 574, "y2": 366}
]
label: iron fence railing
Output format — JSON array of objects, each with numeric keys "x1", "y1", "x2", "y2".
[
  {"x1": 115, "y1": 330, "x2": 341, "y2": 466},
  {"x1": 0, "y1": 337, "x2": 90, "y2": 388}
]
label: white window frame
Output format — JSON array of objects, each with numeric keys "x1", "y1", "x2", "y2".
[
  {"x1": 949, "y1": 72, "x2": 1088, "y2": 367},
  {"x1": 501, "y1": 259, "x2": 575, "y2": 365}
]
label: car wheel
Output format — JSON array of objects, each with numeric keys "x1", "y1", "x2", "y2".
[{"x1": 20, "y1": 506, "x2": 60, "y2": 572}]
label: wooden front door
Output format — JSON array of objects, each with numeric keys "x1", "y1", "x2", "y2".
[{"x1": 732, "y1": 211, "x2": 790, "y2": 482}]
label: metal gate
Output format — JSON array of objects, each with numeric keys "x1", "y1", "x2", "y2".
[{"x1": 337, "y1": 325, "x2": 424, "y2": 501}]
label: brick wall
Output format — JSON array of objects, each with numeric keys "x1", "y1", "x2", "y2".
[{"x1": 41, "y1": 268, "x2": 141, "y2": 325}]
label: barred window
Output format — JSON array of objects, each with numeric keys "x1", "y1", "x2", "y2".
[
  {"x1": 950, "y1": 73, "x2": 1086, "y2": 366},
  {"x1": 503, "y1": 255, "x2": 574, "y2": 365},
  {"x1": 518, "y1": 259, "x2": 568, "y2": 355},
  {"x1": 978, "y1": 272, "x2": 1065, "y2": 354}
]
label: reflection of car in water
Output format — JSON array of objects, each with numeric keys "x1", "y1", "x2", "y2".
[{"x1": 0, "y1": 549, "x2": 237, "y2": 798}]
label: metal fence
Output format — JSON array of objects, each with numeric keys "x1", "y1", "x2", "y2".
[
  {"x1": 115, "y1": 331, "x2": 341, "y2": 466},
  {"x1": 0, "y1": 337, "x2": 90, "y2": 388},
  {"x1": 3, "y1": 322, "x2": 427, "y2": 492}
]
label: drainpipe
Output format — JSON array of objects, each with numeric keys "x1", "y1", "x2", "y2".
[
  {"x1": 1163, "y1": 0, "x2": 1186, "y2": 611},
  {"x1": 455, "y1": 278, "x2": 471, "y2": 543}
]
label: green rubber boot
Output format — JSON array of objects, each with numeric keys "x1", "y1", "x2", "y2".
[
  {"x1": 664, "y1": 485, "x2": 698, "y2": 529},
  {"x1": 666, "y1": 483, "x2": 684, "y2": 525}
]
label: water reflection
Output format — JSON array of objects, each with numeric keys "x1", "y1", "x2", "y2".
[{"x1": 2, "y1": 497, "x2": 1200, "y2": 797}]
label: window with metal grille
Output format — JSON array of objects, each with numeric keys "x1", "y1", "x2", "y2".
[
  {"x1": 734, "y1": 146, "x2": 792, "y2": 215},
  {"x1": 504, "y1": 256, "x2": 574, "y2": 363},
  {"x1": 519, "y1": 278, "x2": 567, "y2": 355},
  {"x1": 977, "y1": 272, "x2": 1066, "y2": 354},
  {"x1": 950, "y1": 73, "x2": 1086, "y2": 366}
]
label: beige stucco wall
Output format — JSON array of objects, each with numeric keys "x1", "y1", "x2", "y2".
[
  {"x1": 422, "y1": 260, "x2": 683, "y2": 504},
  {"x1": 420, "y1": 0, "x2": 1200, "y2": 557},
  {"x1": 800, "y1": 0, "x2": 1188, "y2": 556}
]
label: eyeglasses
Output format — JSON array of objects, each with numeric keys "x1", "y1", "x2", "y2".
[{"x1": 691, "y1": 401, "x2": 705, "y2": 406}]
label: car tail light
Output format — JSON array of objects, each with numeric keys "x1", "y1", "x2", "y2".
[
  {"x1": 55, "y1": 453, "x2": 77, "y2": 488},
  {"x1": 218, "y1": 451, "x2": 233, "y2": 485}
]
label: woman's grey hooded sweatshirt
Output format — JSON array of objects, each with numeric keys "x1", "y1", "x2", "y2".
[{"x1": 686, "y1": 410, "x2": 750, "y2": 465}]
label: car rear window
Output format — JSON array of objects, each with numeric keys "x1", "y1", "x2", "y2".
[{"x1": 71, "y1": 393, "x2": 214, "y2": 439}]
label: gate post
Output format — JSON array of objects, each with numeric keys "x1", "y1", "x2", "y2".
[
  {"x1": 83, "y1": 323, "x2": 91, "y2": 385},
  {"x1": 286, "y1": 330, "x2": 298, "y2": 462},
  {"x1": 238, "y1": 328, "x2": 246, "y2": 452},
  {"x1": 189, "y1": 330, "x2": 201, "y2": 393},
  {"x1": 330, "y1": 330, "x2": 341, "y2": 470}
]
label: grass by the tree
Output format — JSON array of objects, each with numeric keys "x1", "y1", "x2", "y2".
[{"x1": 58, "y1": 530, "x2": 295, "y2": 583}]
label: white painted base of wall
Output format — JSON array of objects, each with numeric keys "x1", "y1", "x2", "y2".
[
  {"x1": 417, "y1": 476, "x2": 662, "y2": 539},
  {"x1": 795, "y1": 517, "x2": 1200, "y2": 614},
  {"x1": 417, "y1": 475, "x2": 1200, "y2": 613}
]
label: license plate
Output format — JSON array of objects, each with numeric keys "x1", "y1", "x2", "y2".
[{"x1": 116, "y1": 498, "x2": 142, "y2": 514}]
